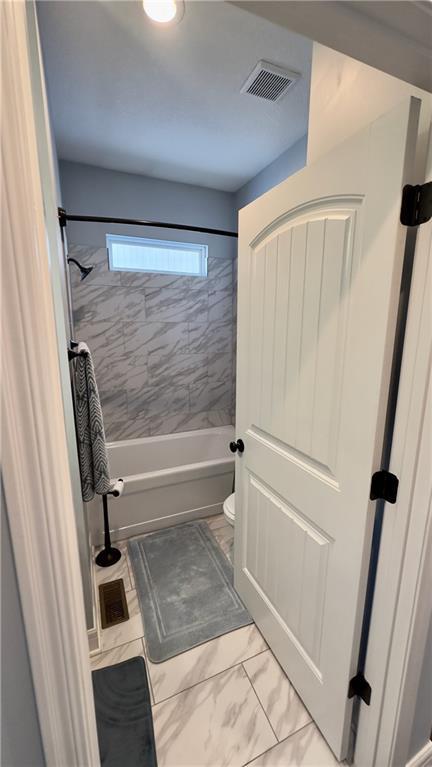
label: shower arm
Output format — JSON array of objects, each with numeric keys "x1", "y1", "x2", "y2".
[
  {"x1": 67, "y1": 257, "x2": 94, "y2": 280},
  {"x1": 67, "y1": 257, "x2": 85, "y2": 269}
]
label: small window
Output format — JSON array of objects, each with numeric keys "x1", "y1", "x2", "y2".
[{"x1": 107, "y1": 234, "x2": 208, "y2": 277}]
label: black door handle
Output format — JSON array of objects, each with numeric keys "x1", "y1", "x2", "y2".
[{"x1": 229, "y1": 439, "x2": 245, "y2": 454}]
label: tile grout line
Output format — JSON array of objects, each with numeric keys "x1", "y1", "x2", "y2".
[
  {"x1": 151, "y1": 661, "x2": 245, "y2": 710},
  {"x1": 92, "y1": 582, "x2": 267, "y2": 687},
  {"x1": 94, "y1": 628, "x2": 146, "y2": 658},
  {"x1": 242, "y1": 660, "x2": 280, "y2": 745},
  {"x1": 115, "y1": 529, "x2": 264, "y2": 710},
  {"x1": 95, "y1": 562, "x2": 132, "y2": 592},
  {"x1": 123, "y1": 547, "x2": 136, "y2": 591},
  {"x1": 149, "y1": 648, "x2": 269, "y2": 708},
  {"x1": 141, "y1": 638, "x2": 157, "y2": 705},
  {"x1": 241, "y1": 721, "x2": 316, "y2": 767},
  {"x1": 242, "y1": 657, "x2": 314, "y2": 748},
  {"x1": 91, "y1": 636, "x2": 145, "y2": 669}
]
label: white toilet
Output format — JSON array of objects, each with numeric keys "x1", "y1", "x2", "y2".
[{"x1": 223, "y1": 492, "x2": 235, "y2": 526}]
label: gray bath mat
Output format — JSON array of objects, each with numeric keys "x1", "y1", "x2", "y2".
[
  {"x1": 92, "y1": 657, "x2": 157, "y2": 767},
  {"x1": 128, "y1": 521, "x2": 252, "y2": 663}
]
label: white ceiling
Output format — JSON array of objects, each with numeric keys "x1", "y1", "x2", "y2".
[
  {"x1": 232, "y1": 1, "x2": 432, "y2": 93},
  {"x1": 37, "y1": 1, "x2": 312, "y2": 192}
]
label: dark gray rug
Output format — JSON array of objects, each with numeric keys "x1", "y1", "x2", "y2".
[
  {"x1": 92, "y1": 657, "x2": 157, "y2": 767},
  {"x1": 128, "y1": 520, "x2": 252, "y2": 663}
]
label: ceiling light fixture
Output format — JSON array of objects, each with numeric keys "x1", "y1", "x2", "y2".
[{"x1": 143, "y1": 0, "x2": 178, "y2": 24}]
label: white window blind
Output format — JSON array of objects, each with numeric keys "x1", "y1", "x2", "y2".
[{"x1": 107, "y1": 234, "x2": 208, "y2": 277}]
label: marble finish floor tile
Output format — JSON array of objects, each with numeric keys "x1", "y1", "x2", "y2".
[
  {"x1": 107, "y1": 539, "x2": 137, "y2": 590},
  {"x1": 117, "y1": 541, "x2": 136, "y2": 590},
  {"x1": 243, "y1": 651, "x2": 312, "y2": 741},
  {"x1": 94, "y1": 548, "x2": 131, "y2": 591},
  {"x1": 147, "y1": 623, "x2": 267, "y2": 704},
  {"x1": 246, "y1": 722, "x2": 340, "y2": 766},
  {"x1": 205, "y1": 513, "x2": 228, "y2": 531},
  {"x1": 124, "y1": 545, "x2": 136, "y2": 590},
  {"x1": 90, "y1": 637, "x2": 144, "y2": 671},
  {"x1": 211, "y1": 522, "x2": 235, "y2": 562},
  {"x1": 98, "y1": 588, "x2": 144, "y2": 652},
  {"x1": 152, "y1": 664, "x2": 277, "y2": 767}
]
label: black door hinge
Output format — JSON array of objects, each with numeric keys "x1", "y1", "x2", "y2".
[
  {"x1": 400, "y1": 182, "x2": 432, "y2": 226},
  {"x1": 370, "y1": 470, "x2": 399, "y2": 504},
  {"x1": 348, "y1": 672, "x2": 372, "y2": 706},
  {"x1": 58, "y1": 207, "x2": 67, "y2": 228}
]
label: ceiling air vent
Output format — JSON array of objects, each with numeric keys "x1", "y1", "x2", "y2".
[{"x1": 241, "y1": 60, "x2": 300, "y2": 103}]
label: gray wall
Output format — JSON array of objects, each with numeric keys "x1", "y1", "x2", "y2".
[
  {"x1": 61, "y1": 139, "x2": 308, "y2": 441},
  {"x1": 1, "y1": 483, "x2": 46, "y2": 767},
  {"x1": 235, "y1": 134, "x2": 307, "y2": 209},
  {"x1": 60, "y1": 159, "x2": 237, "y2": 247},
  {"x1": 62, "y1": 161, "x2": 237, "y2": 439}
]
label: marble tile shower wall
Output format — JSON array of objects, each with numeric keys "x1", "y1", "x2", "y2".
[{"x1": 70, "y1": 244, "x2": 236, "y2": 441}]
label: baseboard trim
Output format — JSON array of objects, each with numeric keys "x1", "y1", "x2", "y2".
[
  {"x1": 88, "y1": 543, "x2": 100, "y2": 654},
  {"x1": 92, "y1": 503, "x2": 223, "y2": 546},
  {"x1": 87, "y1": 626, "x2": 99, "y2": 655},
  {"x1": 406, "y1": 742, "x2": 432, "y2": 767}
]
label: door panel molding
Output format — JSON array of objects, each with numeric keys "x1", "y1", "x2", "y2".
[
  {"x1": 249, "y1": 195, "x2": 363, "y2": 249},
  {"x1": 247, "y1": 426, "x2": 340, "y2": 490},
  {"x1": 243, "y1": 473, "x2": 331, "y2": 674},
  {"x1": 246, "y1": 199, "x2": 363, "y2": 490}
]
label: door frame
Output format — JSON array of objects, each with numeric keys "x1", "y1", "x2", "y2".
[
  {"x1": 354, "y1": 134, "x2": 432, "y2": 767},
  {"x1": 3, "y1": 3, "x2": 430, "y2": 765},
  {"x1": 2, "y1": 2, "x2": 100, "y2": 764}
]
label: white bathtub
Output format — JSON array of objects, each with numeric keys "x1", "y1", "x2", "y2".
[{"x1": 88, "y1": 426, "x2": 235, "y2": 544}]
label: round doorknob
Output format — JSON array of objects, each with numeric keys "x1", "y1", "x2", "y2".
[{"x1": 229, "y1": 439, "x2": 244, "y2": 454}]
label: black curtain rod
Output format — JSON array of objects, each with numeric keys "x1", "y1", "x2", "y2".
[{"x1": 58, "y1": 207, "x2": 238, "y2": 239}]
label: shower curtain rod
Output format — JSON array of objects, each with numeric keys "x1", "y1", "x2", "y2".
[{"x1": 58, "y1": 207, "x2": 238, "y2": 239}]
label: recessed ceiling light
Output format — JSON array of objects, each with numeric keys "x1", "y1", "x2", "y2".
[{"x1": 143, "y1": 0, "x2": 178, "y2": 24}]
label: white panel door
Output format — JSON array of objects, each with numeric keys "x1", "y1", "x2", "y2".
[{"x1": 234, "y1": 99, "x2": 420, "y2": 760}]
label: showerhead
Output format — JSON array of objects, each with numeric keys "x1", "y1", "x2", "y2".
[
  {"x1": 79, "y1": 264, "x2": 94, "y2": 281},
  {"x1": 67, "y1": 257, "x2": 94, "y2": 281}
]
